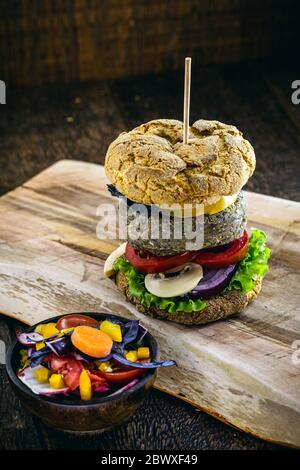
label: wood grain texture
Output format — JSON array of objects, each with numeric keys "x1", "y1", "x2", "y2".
[
  {"x1": 1, "y1": 0, "x2": 299, "y2": 85},
  {"x1": 0, "y1": 160, "x2": 299, "y2": 448}
]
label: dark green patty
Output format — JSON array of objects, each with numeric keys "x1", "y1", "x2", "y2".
[{"x1": 125, "y1": 191, "x2": 247, "y2": 256}]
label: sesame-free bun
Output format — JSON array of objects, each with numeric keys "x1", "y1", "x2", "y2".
[
  {"x1": 115, "y1": 271, "x2": 262, "y2": 326},
  {"x1": 105, "y1": 119, "x2": 255, "y2": 206}
]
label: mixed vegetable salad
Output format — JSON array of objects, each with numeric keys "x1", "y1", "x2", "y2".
[{"x1": 17, "y1": 314, "x2": 176, "y2": 401}]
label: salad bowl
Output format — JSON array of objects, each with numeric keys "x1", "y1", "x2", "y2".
[{"x1": 6, "y1": 312, "x2": 161, "y2": 434}]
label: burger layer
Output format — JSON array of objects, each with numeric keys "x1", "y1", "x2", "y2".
[{"x1": 126, "y1": 191, "x2": 247, "y2": 256}]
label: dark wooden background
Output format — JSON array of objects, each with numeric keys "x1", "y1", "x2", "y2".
[
  {"x1": 1, "y1": 0, "x2": 300, "y2": 451},
  {"x1": 1, "y1": 0, "x2": 300, "y2": 85},
  {"x1": 1, "y1": 59, "x2": 300, "y2": 450}
]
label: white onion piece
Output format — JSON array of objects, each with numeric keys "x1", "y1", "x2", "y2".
[
  {"x1": 145, "y1": 263, "x2": 203, "y2": 298},
  {"x1": 104, "y1": 243, "x2": 127, "y2": 277},
  {"x1": 18, "y1": 365, "x2": 69, "y2": 395}
]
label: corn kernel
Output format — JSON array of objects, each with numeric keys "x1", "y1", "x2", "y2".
[
  {"x1": 36, "y1": 341, "x2": 46, "y2": 351},
  {"x1": 98, "y1": 361, "x2": 113, "y2": 372},
  {"x1": 100, "y1": 320, "x2": 122, "y2": 342},
  {"x1": 34, "y1": 367, "x2": 50, "y2": 383},
  {"x1": 125, "y1": 351, "x2": 137, "y2": 362},
  {"x1": 79, "y1": 370, "x2": 92, "y2": 400},
  {"x1": 137, "y1": 347, "x2": 150, "y2": 359},
  {"x1": 49, "y1": 374, "x2": 65, "y2": 389}
]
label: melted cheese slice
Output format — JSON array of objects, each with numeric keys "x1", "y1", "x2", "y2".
[{"x1": 158, "y1": 194, "x2": 238, "y2": 218}]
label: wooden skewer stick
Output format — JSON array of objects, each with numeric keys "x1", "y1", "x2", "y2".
[{"x1": 183, "y1": 57, "x2": 192, "y2": 145}]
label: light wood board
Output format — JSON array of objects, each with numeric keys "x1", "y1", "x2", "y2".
[{"x1": 0, "y1": 160, "x2": 299, "y2": 447}]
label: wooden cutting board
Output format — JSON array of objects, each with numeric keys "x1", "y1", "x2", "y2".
[{"x1": 0, "y1": 160, "x2": 300, "y2": 448}]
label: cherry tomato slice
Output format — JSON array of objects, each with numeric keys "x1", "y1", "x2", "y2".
[
  {"x1": 47, "y1": 354, "x2": 83, "y2": 390},
  {"x1": 56, "y1": 314, "x2": 99, "y2": 331},
  {"x1": 125, "y1": 243, "x2": 197, "y2": 274},
  {"x1": 195, "y1": 231, "x2": 249, "y2": 267},
  {"x1": 95, "y1": 368, "x2": 146, "y2": 384}
]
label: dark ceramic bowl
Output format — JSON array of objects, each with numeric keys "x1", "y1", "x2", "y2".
[{"x1": 6, "y1": 312, "x2": 157, "y2": 434}]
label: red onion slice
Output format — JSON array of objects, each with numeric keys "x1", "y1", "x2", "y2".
[{"x1": 182, "y1": 264, "x2": 237, "y2": 299}]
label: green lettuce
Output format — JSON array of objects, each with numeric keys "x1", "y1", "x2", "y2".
[
  {"x1": 113, "y1": 228, "x2": 270, "y2": 313},
  {"x1": 225, "y1": 228, "x2": 270, "y2": 294},
  {"x1": 113, "y1": 257, "x2": 207, "y2": 313}
]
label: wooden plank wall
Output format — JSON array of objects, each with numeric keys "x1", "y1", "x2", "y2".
[{"x1": 0, "y1": 0, "x2": 299, "y2": 86}]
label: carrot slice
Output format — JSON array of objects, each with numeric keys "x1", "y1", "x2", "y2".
[{"x1": 71, "y1": 326, "x2": 113, "y2": 358}]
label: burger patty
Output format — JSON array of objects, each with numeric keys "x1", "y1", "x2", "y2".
[{"x1": 126, "y1": 191, "x2": 247, "y2": 256}]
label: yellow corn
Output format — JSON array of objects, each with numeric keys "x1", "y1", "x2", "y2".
[
  {"x1": 36, "y1": 341, "x2": 46, "y2": 351},
  {"x1": 125, "y1": 351, "x2": 137, "y2": 362},
  {"x1": 34, "y1": 367, "x2": 50, "y2": 383},
  {"x1": 137, "y1": 347, "x2": 150, "y2": 359},
  {"x1": 98, "y1": 361, "x2": 113, "y2": 372},
  {"x1": 79, "y1": 370, "x2": 92, "y2": 401},
  {"x1": 100, "y1": 320, "x2": 122, "y2": 342},
  {"x1": 49, "y1": 374, "x2": 65, "y2": 389}
]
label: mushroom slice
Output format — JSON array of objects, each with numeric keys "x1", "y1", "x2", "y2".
[
  {"x1": 145, "y1": 263, "x2": 203, "y2": 298},
  {"x1": 104, "y1": 243, "x2": 127, "y2": 277}
]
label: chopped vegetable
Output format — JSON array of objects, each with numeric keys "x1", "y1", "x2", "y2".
[
  {"x1": 100, "y1": 320, "x2": 122, "y2": 342},
  {"x1": 113, "y1": 353, "x2": 176, "y2": 369},
  {"x1": 45, "y1": 335, "x2": 72, "y2": 356},
  {"x1": 17, "y1": 315, "x2": 176, "y2": 401},
  {"x1": 97, "y1": 368, "x2": 146, "y2": 384},
  {"x1": 79, "y1": 370, "x2": 92, "y2": 400},
  {"x1": 17, "y1": 331, "x2": 44, "y2": 346},
  {"x1": 36, "y1": 341, "x2": 46, "y2": 351},
  {"x1": 47, "y1": 354, "x2": 83, "y2": 391},
  {"x1": 137, "y1": 347, "x2": 150, "y2": 359},
  {"x1": 98, "y1": 361, "x2": 113, "y2": 372},
  {"x1": 34, "y1": 324, "x2": 44, "y2": 334},
  {"x1": 18, "y1": 366, "x2": 69, "y2": 395},
  {"x1": 125, "y1": 351, "x2": 138, "y2": 362},
  {"x1": 40, "y1": 323, "x2": 59, "y2": 338},
  {"x1": 19, "y1": 349, "x2": 29, "y2": 371},
  {"x1": 49, "y1": 374, "x2": 65, "y2": 389},
  {"x1": 56, "y1": 314, "x2": 99, "y2": 331},
  {"x1": 34, "y1": 367, "x2": 51, "y2": 383},
  {"x1": 71, "y1": 326, "x2": 113, "y2": 358}
]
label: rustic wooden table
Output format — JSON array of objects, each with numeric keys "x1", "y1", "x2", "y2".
[{"x1": 1, "y1": 61, "x2": 300, "y2": 450}]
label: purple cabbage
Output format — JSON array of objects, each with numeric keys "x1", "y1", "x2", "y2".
[
  {"x1": 106, "y1": 379, "x2": 139, "y2": 397},
  {"x1": 112, "y1": 353, "x2": 176, "y2": 369},
  {"x1": 45, "y1": 335, "x2": 72, "y2": 356}
]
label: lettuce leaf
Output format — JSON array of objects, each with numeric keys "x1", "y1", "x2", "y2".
[
  {"x1": 113, "y1": 257, "x2": 207, "y2": 313},
  {"x1": 225, "y1": 228, "x2": 270, "y2": 294},
  {"x1": 113, "y1": 228, "x2": 270, "y2": 313}
]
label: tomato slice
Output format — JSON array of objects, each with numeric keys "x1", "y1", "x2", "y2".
[
  {"x1": 47, "y1": 354, "x2": 84, "y2": 391},
  {"x1": 125, "y1": 243, "x2": 197, "y2": 274},
  {"x1": 95, "y1": 368, "x2": 146, "y2": 384},
  {"x1": 194, "y1": 231, "x2": 249, "y2": 267},
  {"x1": 56, "y1": 314, "x2": 99, "y2": 331}
]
